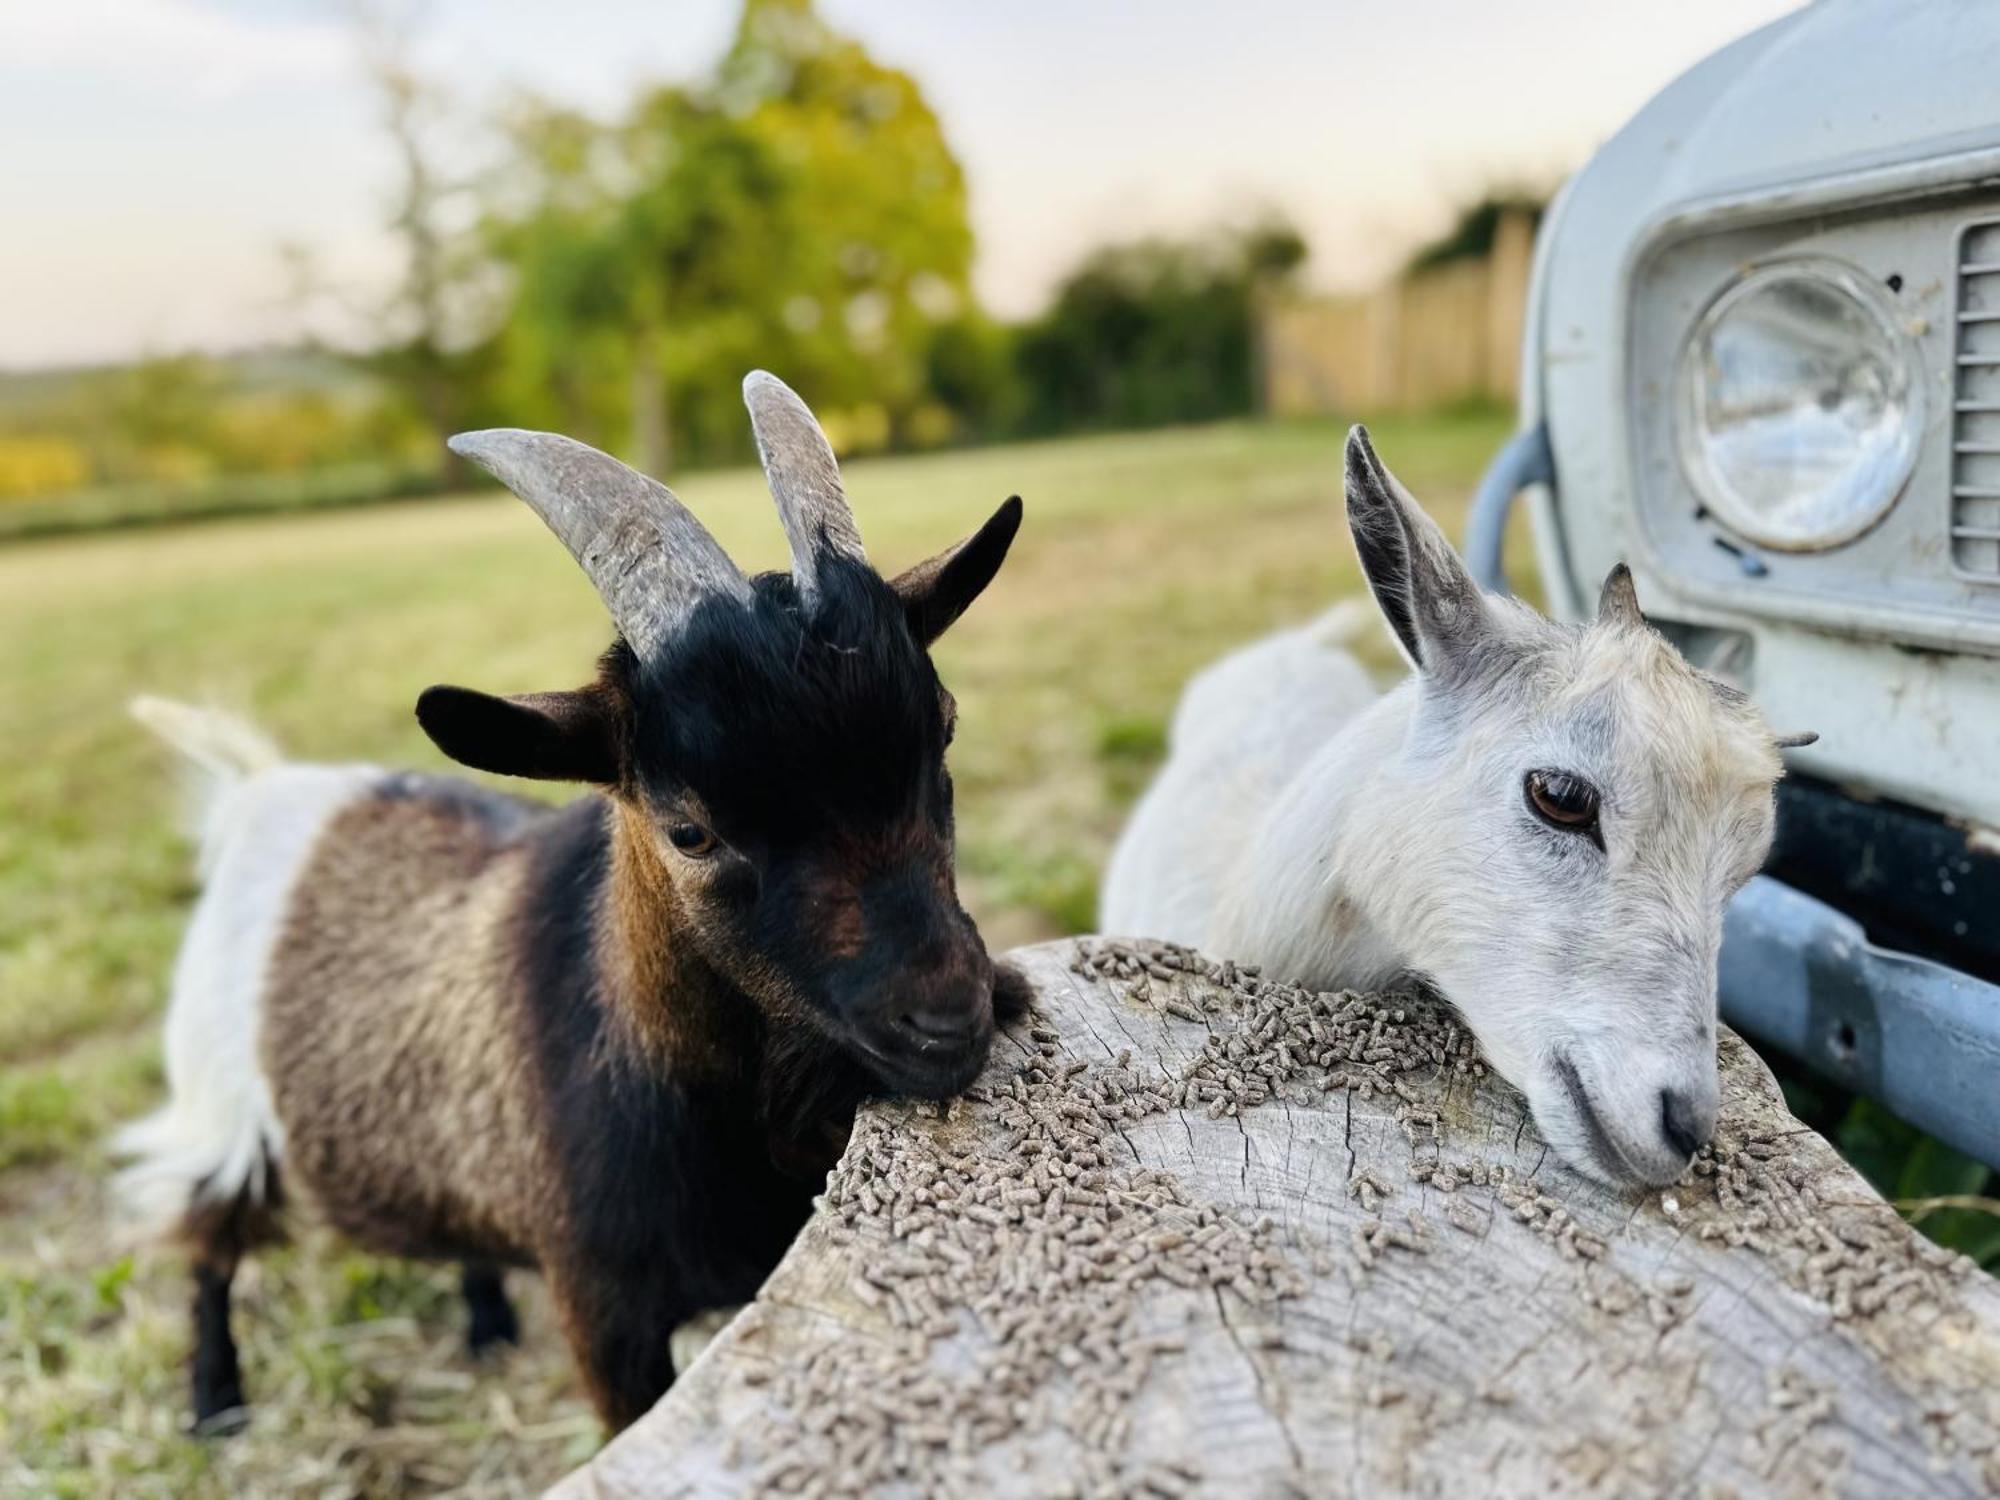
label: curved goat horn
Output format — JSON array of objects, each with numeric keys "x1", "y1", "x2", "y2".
[
  {"x1": 742, "y1": 370, "x2": 866, "y2": 604},
  {"x1": 448, "y1": 429, "x2": 751, "y2": 659}
]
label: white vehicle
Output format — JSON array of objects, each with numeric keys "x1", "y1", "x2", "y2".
[{"x1": 1466, "y1": 0, "x2": 2000, "y2": 1167}]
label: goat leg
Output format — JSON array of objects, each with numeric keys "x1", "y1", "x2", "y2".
[
  {"x1": 189, "y1": 1255, "x2": 248, "y2": 1436},
  {"x1": 462, "y1": 1261, "x2": 520, "y2": 1357},
  {"x1": 549, "y1": 1264, "x2": 687, "y2": 1432}
]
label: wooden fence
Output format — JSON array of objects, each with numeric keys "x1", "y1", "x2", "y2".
[{"x1": 1260, "y1": 210, "x2": 1534, "y2": 417}]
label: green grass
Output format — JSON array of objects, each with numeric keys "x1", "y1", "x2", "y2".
[
  {"x1": 4, "y1": 411, "x2": 1528, "y2": 1495},
  {"x1": 8, "y1": 407, "x2": 1986, "y2": 1492}
]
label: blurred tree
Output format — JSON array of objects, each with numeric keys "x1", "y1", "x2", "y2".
[
  {"x1": 1404, "y1": 191, "x2": 1547, "y2": 275},
  {"x1": 1011, "y1": 219, "x2": 1306, "y2": 435},
  {"x1": 0, "y1": 349, "x2": 430, "y2": 500},
  {"x1": 922, "y1": 312, "x2": 1020, "y2": 440},
  {"x1": 718, "y1": 0, "x2": 976, "y2": 447},
  {"x1": 0, "y1": 436, "x2": 89, "y2": 501},
  {"x1": 103, "y1": 356, "x2": 223, "y2": 467},
  {"x1": 348, "y1": 1, "x2": 489, "y2": 486},
  {"x1": 478, "y1": 101, "x2": 655, "y2": 450},
  {"x1": 480, "y1": 0, "x2": 978, "y2": 470}
]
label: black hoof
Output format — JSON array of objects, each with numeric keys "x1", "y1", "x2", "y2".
[
  {"x1": 463, "y1": 1266, "x2": 520, "y2": 1357},
  {"x1": 191, "y1": 1385, "x2": 249, "y2": 1438},
  {"x1": 467, "y1": 1305, "x2": 520, "y2": 1358}
]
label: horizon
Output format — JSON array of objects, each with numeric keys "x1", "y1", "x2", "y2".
[{"x1": 1, "y1": 0, "x2": 1798, "y2": 371}]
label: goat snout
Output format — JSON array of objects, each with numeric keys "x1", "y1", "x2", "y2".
[
  {"x1": 878, "y1": 958, "x2": 991, "y2": 1045},
  {"x1": 891, "y1": 997, "x2": 986, "y2": 1048},
  {"x1": 1547, "y1": 1049, "x2": 1717, "y2": 1191},
  {"x1": 1659, "y1": 1087, "x2": 1714, "y2": 1162},
  {"x1": 849, "y1": 954, "x2": 994, "y2": 1099}
]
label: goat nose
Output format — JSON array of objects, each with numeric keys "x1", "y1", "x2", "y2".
[
  {"x1": 1659, "y1": 1089, "x2": 1712, "y2": 1160},
  {"x1": 896, "y1": 980, "x2": 988, "y2": 1048},
  {"x1": 896, "y1": 1002, "x2": 981, "y2": 1046}
]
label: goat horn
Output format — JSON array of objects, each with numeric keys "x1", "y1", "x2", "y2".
[
  {"x1": 1597, "y1": 563, "x2": 1646, "y2": 629},
  {"x1": 1774, "y1": 730, "x2": 1820, "y2": 749},
  {"x1": 742, "y1": 370, "x2": 866, "y2": 605},
  {"x1": 1708, "y1": 633, "x2": 1750, "y2": 680},
  {"x1": 447, "y1": 429, "x2": 751, "y2": 659}
]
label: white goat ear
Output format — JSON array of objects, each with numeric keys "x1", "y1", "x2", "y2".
[{"x1": 1344, "y1": 425, "x2": 1491, "y2": 675}]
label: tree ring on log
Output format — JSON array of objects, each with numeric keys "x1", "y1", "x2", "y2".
[{"x1": 559, "y1": 939, "x2": 2000, "y2": 1498}]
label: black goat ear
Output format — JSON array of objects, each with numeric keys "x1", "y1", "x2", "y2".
[
  {"x1": 991, "y1": 958, "x2": 1034, "y2": 1025},
  {"x1": 415, "y1": 684, "x2": 624, "y2": 784},
  {"x1": 890, "y1": 496, "x2": 1022, "y2": 645}
]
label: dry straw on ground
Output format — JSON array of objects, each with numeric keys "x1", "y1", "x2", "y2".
[{"x1": 1, "y1": 1204, "x2": 601, "y2": 1498}]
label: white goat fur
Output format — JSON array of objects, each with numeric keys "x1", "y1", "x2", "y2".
[
  {"x1": 112, "y1": 699, "x2": 376, "y2": 1239},
  {"x1": 1102, "y1": 430, "x2": 1789, "y2": 1189}
]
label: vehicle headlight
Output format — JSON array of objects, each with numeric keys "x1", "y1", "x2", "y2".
[{"x1": 1676, "y1": 260, "x2": 1922, "y2": 552}]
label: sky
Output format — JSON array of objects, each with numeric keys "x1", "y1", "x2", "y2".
[{"x1": 0, "y1": 0, "x2": 1801, "y2": 370}]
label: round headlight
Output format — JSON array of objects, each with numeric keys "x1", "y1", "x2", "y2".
[{"x1": 1676, "y1": 260, "x2": 1922, "y2": 552}]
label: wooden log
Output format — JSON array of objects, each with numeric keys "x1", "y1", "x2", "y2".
[{"x1": 555, "y1": 938, "x2": 2000, "y2": 1498}]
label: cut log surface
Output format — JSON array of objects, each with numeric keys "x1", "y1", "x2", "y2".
[{"x1": 555, "y1": 939, "x2": 2000, "y2": 1499}]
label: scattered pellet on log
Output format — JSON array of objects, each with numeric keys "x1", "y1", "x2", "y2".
[{"x1": 556, "y1": 940, "x2": 2000, "y2": 1500}]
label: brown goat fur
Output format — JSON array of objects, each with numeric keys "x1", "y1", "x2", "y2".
[
  {"x1": 121, "y1": 380, "x2": 1025, "y2": 1434},
  {"x1": 247, "y1": 768, "x2": 888, "y2": 1426}
]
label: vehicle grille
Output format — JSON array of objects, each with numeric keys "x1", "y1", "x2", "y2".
[{"x1": 1952, "y1": 219, "x2": 2000, "y2": 579}]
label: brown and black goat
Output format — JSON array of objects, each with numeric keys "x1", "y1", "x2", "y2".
[{"x1": 114, "y1": 372, "x2": 1024, "y2": 1434}]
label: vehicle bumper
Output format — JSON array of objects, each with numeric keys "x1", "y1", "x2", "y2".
[{"x1": 1723, "y1": 875, "x2": 2000, "y2": 1173}]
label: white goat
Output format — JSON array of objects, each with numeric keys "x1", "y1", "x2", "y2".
[{"x1": 1102, "y1": 427, "x2": 1810, "y2": 1189}]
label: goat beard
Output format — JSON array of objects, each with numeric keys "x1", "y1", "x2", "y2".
[{"x1": 757, "y1": 1023, "x2": 872, "y2": 1181}]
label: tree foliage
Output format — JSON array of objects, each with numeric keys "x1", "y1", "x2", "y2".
[
  {"x1": 1403, "y1": 191, "x2": 1546, "y2": 276},
  {"x1": 479, "y1": 0, "x2": 981, "y2": 467},
  {"x1": 0, "y1": 0, "x2": 1317, "y2": 505},
  {"x1": 1009, "y1": 221, "x2": 1305, "y2": 436},
  {"x1": 0, "y1": 353, "x2": 427, "y2": 499}
]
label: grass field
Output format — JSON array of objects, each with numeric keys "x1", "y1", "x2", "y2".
[{"x1": 0, "y1": 411, "x2": 1522, "y2": 1496}]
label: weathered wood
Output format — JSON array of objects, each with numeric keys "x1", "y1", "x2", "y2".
[{"x1": 555, "y1": 939, "x2": 2000, "y2": 1498}]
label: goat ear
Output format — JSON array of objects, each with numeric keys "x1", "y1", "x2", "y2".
[
  {"x1": 890, "y1": 496, "x2": 1023, "y2": 645},
  {"x1": 1344, "y1": 426, "x2": 1488, "y2": 674},
  {"x1": 415, "y1": 684, "x2": 624, "y2": 784}
]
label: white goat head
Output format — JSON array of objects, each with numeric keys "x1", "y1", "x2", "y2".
[{"x1": 1341, "y1": 427, "x2": 1802, "y2": 1188}]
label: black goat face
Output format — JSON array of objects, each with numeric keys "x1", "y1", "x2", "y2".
[
  {"x1": 631, "y1": 558, "x2": 1001, "y2": 1097},
  {"x1": 418, "y1": 511, "x2": 1020, "y2": 1100},
  {"x1": 414, "y1": 373, "x2": 1021, "y2": 1101}
]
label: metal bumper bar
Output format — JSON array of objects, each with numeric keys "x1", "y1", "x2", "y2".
[
  {"x1": 1464, "y1": 422, "x2": 1553, "y2": 595},
  {"x1": 1722, "y1": 875, "x2": 2000, "y2": 1171}
]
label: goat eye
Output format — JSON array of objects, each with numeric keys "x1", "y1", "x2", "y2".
[
  {"x1": 1525, "y1": 770, "x2": 1601, "y2": 842},
  {"x1": 666, "y1": 822, "x2": 719, "y2": 858}
]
